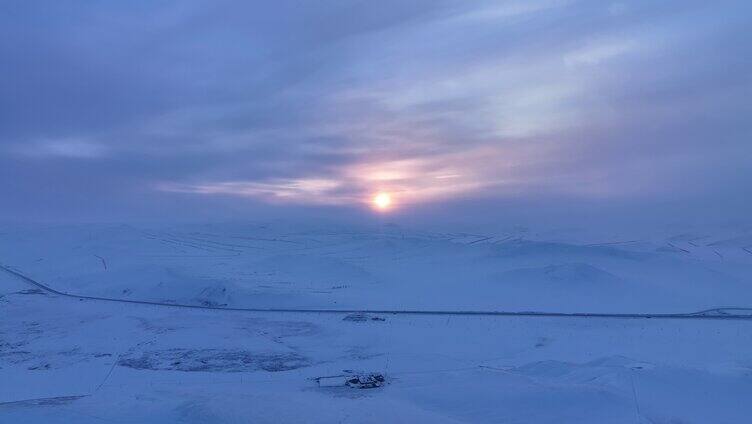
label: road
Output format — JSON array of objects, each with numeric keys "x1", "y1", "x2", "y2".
[{"x1": 2, "y1": 263, "x2": 752, "y2": 321}]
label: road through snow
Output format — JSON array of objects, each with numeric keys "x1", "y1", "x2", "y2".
[{"x1": 3, "y1": 263, "x2": 751, "y2": 321}]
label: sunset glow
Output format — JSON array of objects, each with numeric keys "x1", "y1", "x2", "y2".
[{"x1": 372, "y1": 192, "x2": 392, "y2": 211}]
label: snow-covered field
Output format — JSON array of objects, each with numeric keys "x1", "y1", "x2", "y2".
[
  {"x1": 2, "y1": 223, "x2": 752, "y2": 422},
  {"x1": 2, "y1": 223, "x2": 752, "y2": 313}
]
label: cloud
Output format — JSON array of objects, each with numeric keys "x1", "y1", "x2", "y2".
[
  {"x1": 11, "y1": 138, "x2": 110, "y2": 159},
  {"x1": 158, "y1": 178, "x2": 345, "y2": 205},
  {"x1": 0, "y1": 0, "x2": 750, "y2": 222},
  {"x1": 563, "y1": 39, "x2": 637, "y2": 67}
]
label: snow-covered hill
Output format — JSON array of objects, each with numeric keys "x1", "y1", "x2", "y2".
[
  {"x1": 1, "y1": 223, "x2": 751, "y2": 313},
  {"x1": 2, "y1": 223, "x2": 752, "y2": 423}
]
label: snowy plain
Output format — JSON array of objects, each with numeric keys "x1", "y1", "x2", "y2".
[{"x1": 2, "y1": 222, "x2": 752, "y2": 423}]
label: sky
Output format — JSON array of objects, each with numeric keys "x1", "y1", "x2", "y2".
[{"x1": 1, "y1": 0, "x2": 750, "y2": 225}]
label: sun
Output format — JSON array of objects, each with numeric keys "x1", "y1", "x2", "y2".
[{"x1": 372, "y1": 192, "x2": 392, "y2": 211}]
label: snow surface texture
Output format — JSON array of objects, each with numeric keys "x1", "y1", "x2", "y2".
[
  {"x1": 1, "y1": 223, "x2": 752, "y2": 422},
  {"x1": 2, "y1": 223, "x2": 752, "y2": 313}
]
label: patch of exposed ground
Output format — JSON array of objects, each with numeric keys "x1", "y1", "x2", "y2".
[{"x1": 118, "y1": 348, "x2": 310, "y2": 372}]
